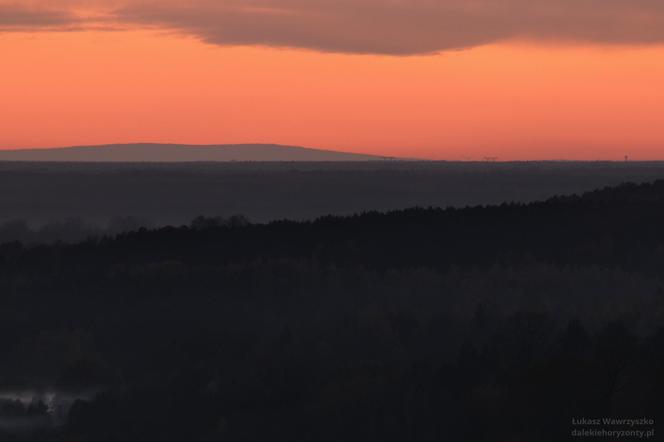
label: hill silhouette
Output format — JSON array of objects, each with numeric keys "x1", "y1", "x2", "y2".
[{"x1": 0, "y1": 143, "x2": 395, "y2": 162}]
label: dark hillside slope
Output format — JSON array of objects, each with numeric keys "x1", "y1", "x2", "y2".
[
  {"x1": 2, "y1": 161, "x2": 664, "y2": 228},
  {"x1": 1, "y1": 181, "x2": 664, "y2": 442},
  {"x1": 4, "y1": 180, "x2": 663, "y2": 276}
]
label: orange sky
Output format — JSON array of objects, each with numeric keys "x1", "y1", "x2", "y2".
[{"x1": 2, "y1": 30, "x2": 664, "y2": 160}]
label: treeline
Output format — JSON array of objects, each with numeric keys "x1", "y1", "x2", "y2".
[
  {"x1": 1, "y1": 181, "x2": 664, "y2": 441},
  {"x1": 0, "y1": 217, "x2": 153, "y2": 245},
  {"x1": 0, "y1": 215, "x2": 251, "y2": 244}
]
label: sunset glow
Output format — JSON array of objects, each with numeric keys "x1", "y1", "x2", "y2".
[{"x1": 3, "y1": 3, "x2": 664, "y2": 160}]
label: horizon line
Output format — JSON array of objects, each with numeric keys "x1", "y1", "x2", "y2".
[{"x1": 1, "y1": 142, "x2": 662, "y2": 163}]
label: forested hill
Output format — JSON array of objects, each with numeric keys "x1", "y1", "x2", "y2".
[
  {"x1": 2, "y1": 180, "x2": 664, "y2": 442},
  {"x1": 3, "y1": 180, "x2": 664, "y2": 276}
]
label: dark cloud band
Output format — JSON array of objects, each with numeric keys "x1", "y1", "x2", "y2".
[
  {"x1": 0, "y1": 4, "x2": 76, "y2": 28},
  {"x1": 3, "y1": 0, "x2": 664, "y2": 54}
]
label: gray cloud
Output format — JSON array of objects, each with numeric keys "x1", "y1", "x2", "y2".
[
  {"x1": 4, "y1": 0, "x2": 664, "y2": 54},
  {"x1": 0, "y1": 4, "x2": 77, "y2": 28}
]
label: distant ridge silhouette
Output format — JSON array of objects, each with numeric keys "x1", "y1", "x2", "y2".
[{"x1": 0, "y1": 143, "x2": 396, "y2": 162}]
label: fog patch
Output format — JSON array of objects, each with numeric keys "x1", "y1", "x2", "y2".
[{"x1": 0, "y1": 389, "x2": 99, "y2": 434}]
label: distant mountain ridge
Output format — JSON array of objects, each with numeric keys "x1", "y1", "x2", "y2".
[{"x1": 0, "y1": 143, "x2": 396, "y2": 162}]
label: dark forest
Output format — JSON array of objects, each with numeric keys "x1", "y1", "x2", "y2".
[{"x1": 1, "y1": 180, "x2": 663, "y2": 441}]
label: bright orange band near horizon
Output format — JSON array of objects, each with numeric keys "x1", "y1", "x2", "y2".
[{"x1": 2, "y1": 30, "x2": 664, "y2": 160}]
